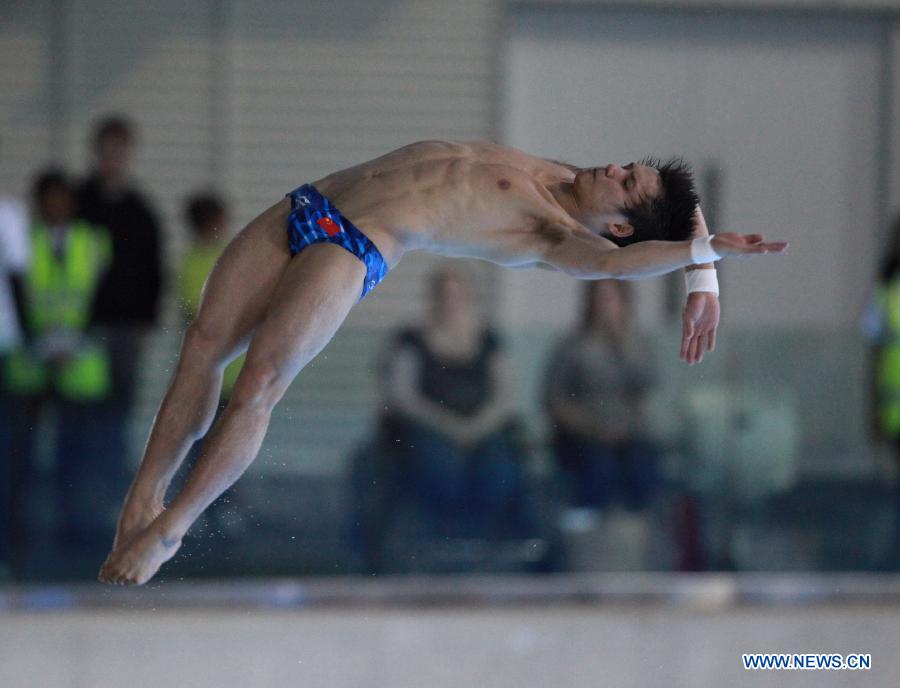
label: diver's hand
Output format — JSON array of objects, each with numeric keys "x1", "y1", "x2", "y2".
[
  {"x1": 711, "y1": 233, "x2": 788, "y2": 257},
  {"x1": 681, "y1": 291, "x2": 719, "y2": 365}
]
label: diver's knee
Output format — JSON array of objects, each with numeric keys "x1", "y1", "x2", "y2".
[
  {"x1": 229, "y1": 360, "x2": 287, "y2": 412},
  {"x1": 184, "y1": 317, "x2": 230, "y2": 364}
]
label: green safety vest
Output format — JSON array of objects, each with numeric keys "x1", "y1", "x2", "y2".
[
  {"x1": 877, "y1": 278, "x2": 900, "y2": 435},
  {"x1": 4, "y1": 221, "x2": 112, "y2": 401}
]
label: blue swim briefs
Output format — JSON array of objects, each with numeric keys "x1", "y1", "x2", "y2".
[{"x1": 285, "y1": 184, "x2": 388, "y2": 300}]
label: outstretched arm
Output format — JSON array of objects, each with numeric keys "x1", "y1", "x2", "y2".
[{"x1": 540, "y1": 223, "x2": 787, "y2": 280}]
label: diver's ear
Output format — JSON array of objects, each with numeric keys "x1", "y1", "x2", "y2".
[{"x1": 606, "y1": 222, "x2": 635, "y2": 238}]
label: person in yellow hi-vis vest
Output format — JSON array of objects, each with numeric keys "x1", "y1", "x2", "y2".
[
  {"x1": 4, "y1": 169, "x2": 113, "y2": 566},
  {"x1": 177, "y1": 193, "x2": 243, "y2": 397},
  {"x1": 867, "y1": 215, "x2": 900, "y2": 442},
  {"x1": 862, "y1": 217, "x2": 900, "y2": 444},
  {"x1": 864, "y1": 212, "x2": 900, "y2": 569}
]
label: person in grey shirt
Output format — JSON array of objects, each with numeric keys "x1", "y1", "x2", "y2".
[{"x1": 544, "y1": 279, "x2": 659, "y2": 511}]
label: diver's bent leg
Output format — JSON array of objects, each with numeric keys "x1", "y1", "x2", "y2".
[
  {"x1": 100, "y1": 243, "x2": 366, "y2": 584},
  {"x1": 113, "y1": 199, "x2": 293, "y2": 547}
]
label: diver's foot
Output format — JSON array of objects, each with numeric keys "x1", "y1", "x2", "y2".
[
  {"x1": 113, "y1": 500, "x2": 166, "y2": 551},
  {"x1": 98, "y1": 525, "x2": 181, "y2": 586}
]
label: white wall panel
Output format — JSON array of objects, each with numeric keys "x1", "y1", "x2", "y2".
[
  {"x1": 0, "y1": 2, "x2": 54, "y2": 198},
  {"x1": 66, "y1": 0, "x2": 218, "y2": 260},
  {"x1": 502, "y1": 7, "x2": 888, "y2": 329}
]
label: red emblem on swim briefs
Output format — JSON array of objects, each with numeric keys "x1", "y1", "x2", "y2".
[{"x1": 317, "y1": 217, "x2": 342, "y2": 237}]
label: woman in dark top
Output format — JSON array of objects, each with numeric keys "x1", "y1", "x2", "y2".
[{"x1": 383, "y1": 267, "x2": 523, "y2": 538}]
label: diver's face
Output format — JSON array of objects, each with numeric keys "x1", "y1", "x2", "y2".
[{"x1": 573, "y1": 162, "x2": 661, "y2": 236}]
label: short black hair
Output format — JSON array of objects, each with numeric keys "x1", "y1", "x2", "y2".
[
  {"x1": 93, "y1": 114, "x2": 135, "y2": 147},
  {"x1": 613, "y1": 157, "x2": 699, "y2": 246},
  {"x1": 32, "y1": 167, "x2": 70, "y2": 204},
  {"x1": 185, "y1": 192, "x2": 227, "y2": 233}
]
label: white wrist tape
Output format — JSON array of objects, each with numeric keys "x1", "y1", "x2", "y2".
[
  {"x1": 690, "y1": 236, "x2": 722, "y2": 264},
  {"x1": 684, "y1": 268, "x2": 719, "y2": 295}
]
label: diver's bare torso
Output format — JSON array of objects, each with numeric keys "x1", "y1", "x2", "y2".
[{"x1": 308, "y1": 140, "x2": 579, "y2": 268}]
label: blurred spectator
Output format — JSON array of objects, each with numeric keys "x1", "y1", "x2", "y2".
[
  {"x1": 176, "y1": 191, "x2": 243, "y2": 394},
  {"x1": 543, "y1": 280, "x2": 660, "y2": 514},
  {"x1": 77, "y1": 115, "x2": 163, "y2": 468},
  {"x1": 0, "y1": 139, "x2": 30, "y2": 577},
  {"x1": 2, "y1": 169, "x2": 112, "y2": 569},
  {"x1": 863, "y1": 211, "x2": 900, "y2": 568},
  {"x1": 380, "y1": 267, "x2": 528, "y2": 541},
  {"x1": 177, "y1": 193, "x2": 226, "y2": 320}
]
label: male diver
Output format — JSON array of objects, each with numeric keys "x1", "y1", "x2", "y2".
[{"x1": 99, "y1": 140, "x2": 786, "y2": 585}]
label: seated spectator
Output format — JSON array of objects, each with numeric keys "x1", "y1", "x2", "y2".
[
  {"x1": 3, "y1": 169, "x2": 113, "y2": 569},
  {"x1": 381, "y1": 267, "x2": 528, "y2": 540},
  {"x1": 543, "y1": 280, "x2": 660, "y2": 514}
]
